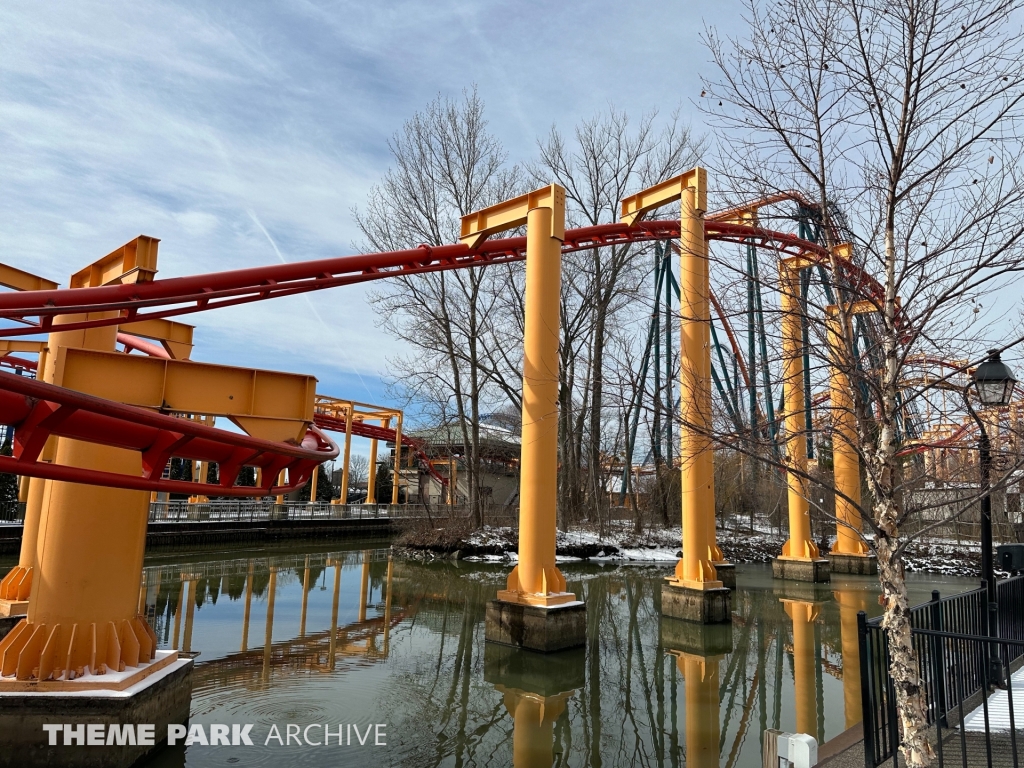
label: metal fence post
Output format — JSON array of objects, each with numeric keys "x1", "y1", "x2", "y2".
[
  {"x1": 858, "y1": 610, "x2": 876, "y2": 768},
  {"x1": 930, "y1": 590, "x2": 948, "y2": 728}
]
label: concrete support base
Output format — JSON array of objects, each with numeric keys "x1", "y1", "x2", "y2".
[
  {"x1": 0, "y1": 601, "x2": 28, "y2": 619},
  {"x1": 0, "y1": 656, "x2": 193, "y2": 768},
  {"x1": 483, "y1": 642, "x2": 586, "y2": 695},
  {"x1": 660, "y1": 582, "x2": 732, "y2": 624},
  {"x1": 772, "y1": 557, "x2": 831, "y2": 583},
  {"x1": 713, "y1": 563, "x2": 736, "y2": 590},
  {"x1": 485, "y1": 599, "x2": 586, "y2": 652},
  {"x1": 661, "y1": 616, "x2": 734, "y2": 656},
  {"x1": 828, "y1": 553, "x2": 878, "y2": 575}
]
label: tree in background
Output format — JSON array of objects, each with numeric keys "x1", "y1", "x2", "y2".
[
  {"x1": 356, "y1": 88, "x2": 521, "y2": 528},
  {"x1": 298, "y1": 462, "x2": 335, "y2": 502},
  {"x1": 702, "y1": 0, "x2": 1024, "y2": 761},
  {"x1": 0, "y1": 429, "x2": 19, "y2": 519}
]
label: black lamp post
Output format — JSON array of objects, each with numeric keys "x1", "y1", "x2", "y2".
[{"x1": 964, "y1": 349, "x2": 1017, "y2": 670}]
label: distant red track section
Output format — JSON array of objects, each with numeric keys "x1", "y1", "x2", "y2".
[
  {"x1": 0, "y1": 370, "x2": 338, "y2": 496},
  {"x1": 0, "y1": 220, "x2": 885, "y2": 338}
]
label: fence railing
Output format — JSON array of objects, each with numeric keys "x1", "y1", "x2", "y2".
[
  {"x1": 0, "y1": 502, "x2": 26, "y2": 523},
  {"x1": 147, "y1": 500, "x2": 432, "y2": 523},
  {"x1": 860, "y1": 574, "x2": 1024, "y2": 768}
]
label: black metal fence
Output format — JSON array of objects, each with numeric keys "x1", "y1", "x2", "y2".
[{"x1": 860, "y1": 575, "x2": 1024, "y2": 768}]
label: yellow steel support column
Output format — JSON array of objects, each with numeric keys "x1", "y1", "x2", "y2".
[
  {"x1": 779, "y1": 262, "x2": 819, "y2": 562},
  {"x1": 261, "y1": 568, "x2": 277, "y2": 683},
  {"x1": 300, "y1": 556, "x2": 310, "y2": 637},
  {"x1": 383, "y1": 557, "x2": 393, "y2": 657},
  {"x1": 391, "y1": 414, "x2": 402, "y2": 506},
  {"x1": 783, "y1": 600, "x2": 820, "y2": 736},
  {"x1": 0, "y1": 439, "x2": 54, "y2": 615},
  {"x1": 678, "y1": 653, "x2": 722, "y2": 768},
  {"x1": 827, "y1": 311, "x2": 869, "y2": 557},
  {"x1": 358, "y1": 550, "x2": 370, "y2": 623},
  {"x1": 17, "y1": 476, "x2": 28, "y2": 503},
  {"x1": 341, "y1": 407, "x2": 353, "y2": 505},
  {"x1": 241, "y1": 562, "x2": 254, "y2": 652},
  {"x1": 462, "y1": 185, "x2": 573, "y2": 607},
  {"x1": 835, "y1": 588, "x2": 869, "y2": 730},
  {"x1": 276, "y1": 470, "x2": 286, "y2": 506},
  {"x1": 309, "y1": 465, "x2": 319, "y2": 504},
  {"x1": 367, "y1": 418, "x2": 385, "y2": 504}
]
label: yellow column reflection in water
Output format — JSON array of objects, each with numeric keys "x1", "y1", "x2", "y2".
[
  {"x1": 241, "y1": 561, "x2": 254, "y2": 652},
  {"x1": 328, "y1": 557, "x2": 342, "y2": 670},
  {"x1": 172, "y1": 575, "x2": 185, "y2": 651},
  {"x1": 182, "y1": 576, "x2": 197, "y2": 654},
  {"x1": 358, "y1": 550, "x2": 370, "y2": 623},
  {"x1": 835, "y1": 588, "x2": 870, "y2": 730},
  {"x1": 300, "y1": 556, "x2": 310, "y2": 637},
  {"x1": 383, "y1": 557, "x2": 393, "y2": 658},
  {"x1": 262, "y1": 567, "x2": 277, "y2": 682},
  {"x1": 677, "y1": 652, "x2": 721, "y2": 768},
  {"x1": 495, "y1": 687, "x2": 573, "y2": 768},
  {"x1": 783, "y1": 599, "x2": 821, "y2": 736}
]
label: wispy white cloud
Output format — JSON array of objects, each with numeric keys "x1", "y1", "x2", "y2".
[{"x1": 1, "y1": 0, "x2": 739, "y2": 408}]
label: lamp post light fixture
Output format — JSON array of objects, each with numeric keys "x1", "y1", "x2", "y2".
[{"x1": 964, "y1": 349, "x2": 1017, "y2": 681}]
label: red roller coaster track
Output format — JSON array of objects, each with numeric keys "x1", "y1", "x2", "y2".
[{"x1": 0, "y1": 216, "x2": 885, "y2": 494}]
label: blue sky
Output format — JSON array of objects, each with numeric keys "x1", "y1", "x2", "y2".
[
  {"x1": 1, "y1": 0, "x2": 743, "y2": 387},
  {"x1": 1, "y1": 1, "x2": 740, "y2": 452}
]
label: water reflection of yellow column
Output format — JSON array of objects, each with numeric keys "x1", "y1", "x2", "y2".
[
  {"x1": 172, "y1": 576, "x2": 185, "y2": 651},
  {"x1": 182, "y1": 576, "x2": 197, "y2": 654},
  {"x1": 241, "y1": 561, "x2": 254, "y2": 652},
  {"x1": 262, "y1": 567, "x2": 277, "y2": 681},
  {"x1": 783, "y1": 600, "x2": 821, "y2": 736},
  {"x1": 498, "y1": 688, "x2": 572, "y2": 768},
  {"x1": 358, "y1": 550, "x2": 370, "y2": 623},
  {"x1": 679, "y1": 653, "x2": 721, "y2": 768},
  {"x1": 383, "y1": 557, "x2": 393, "y2": 657},
  {"x1": 328, "y1": 557, "x2": 342, "y2": 669},
  {"x1": 835, "y1": 589, "x2": 869, "y2": 730},
  {"x1": 300, "y1": 556, "x2": 310, "y2": 637}
]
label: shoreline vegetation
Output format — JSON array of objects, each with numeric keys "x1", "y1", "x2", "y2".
[{"x1": 392, "y1": 522, "x2": 986, "y2": 578}]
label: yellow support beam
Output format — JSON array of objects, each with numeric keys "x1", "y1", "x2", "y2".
[
  {"x1": 0, "y1": 263, "x2": 58, "y2": 292},
  {"x1": 52, "y1": 347, "x2": 316, "y2": 443},
  {"x1": 620, "y1": 169, "x2": 706, "y2": 227},
  {"x1": 119, "y1": 318, "x2": 194, "y2": 360},
  {"x1": 69, "y1": 236, "x2": 159, "y2": 288},
  {"x1": 460, "y1": 184, "x2": 565, "y2": 250}
]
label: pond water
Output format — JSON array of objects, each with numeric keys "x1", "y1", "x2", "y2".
[{"x1": 124, "y1": 539, "x2": 977, "y2": 768}]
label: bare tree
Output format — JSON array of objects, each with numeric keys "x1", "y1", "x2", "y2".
[
  {"x1": 354, "y1": 88, "x2": 522, "y2": 528},
  {"x1": 530, "y1": 108, "x2": 706, "y2": 532},
  {"x1": 702, "y1": 0, "x2": 1024, "y2": 762},
  {"x1": 348, "y1": 454, "x2": 370, "y2": 488}
]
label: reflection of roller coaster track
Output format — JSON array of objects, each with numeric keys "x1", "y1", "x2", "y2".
[{"x1": 0, "y1": 212, "x2": 899, "y2": 495}]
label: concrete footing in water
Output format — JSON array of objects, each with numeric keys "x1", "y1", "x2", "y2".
[
  {"x1": 772, "y1": 557, "x2": 831, "y2": 583},
  {"x1": 661, "y1": 616, "x2": 734, "y2": 656},
  {"x1": 483, "y1": 642, "x2": 585, "y2": 695},
  {"x1": 660, "y1": 582, "x2": 732, "y2": 624},
  {"x1": 713, "y1": 563, "x2": 736, "y2": 590},
  {"x1": 827, "y1": 553, "x2": 878, "y2": 575},
  {"x1": 485, "y1": 599, "x2": 587, "y2": 652},
  {"x1": 0, "y1": 656, "x2": 193, "y2": 768}
]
